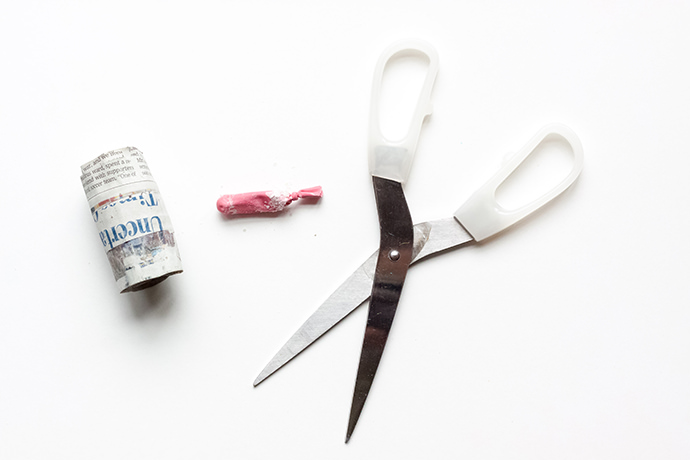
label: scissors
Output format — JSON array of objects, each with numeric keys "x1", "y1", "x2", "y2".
[{"x1": 254, "y1": 40, "x2": 584, "y2": 442}]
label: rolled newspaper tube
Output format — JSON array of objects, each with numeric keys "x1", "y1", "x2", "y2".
[
  {"x1": 80, "y1": 147, "x2": 183, "y2": 293},
  {"x1": 216, "y1": 186, "x2": 323, "y2": 215}
]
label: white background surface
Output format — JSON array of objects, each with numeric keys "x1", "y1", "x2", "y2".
[{"x1": 2, "y1": 1, "x2": 690, "y2": 458}]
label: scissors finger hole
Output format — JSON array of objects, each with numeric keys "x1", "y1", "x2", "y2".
[
  {"x1": 495, "y1": 133, "x2": 576, "y2": 211},
  {"x1": 377, "y1": 50, "x2": 431, "y2": 143}
]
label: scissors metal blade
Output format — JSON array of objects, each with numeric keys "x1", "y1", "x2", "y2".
[
  {"x1": 345, "y1": 176, "x2": 415, "y2": 442},
  {"x1": 253, "y1": 217, "x2": 472, "y2": 387}
]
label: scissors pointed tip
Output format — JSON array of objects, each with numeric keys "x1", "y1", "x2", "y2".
[
  {"x1": 345, "y1": 423, "x2": 356, "y2": 444},
  {"x1": 346, "y1": 402, "x2": 363, "y2": 444},
  {"x1": 253, "y1": 371, "x2": 269, "y2": 387}
]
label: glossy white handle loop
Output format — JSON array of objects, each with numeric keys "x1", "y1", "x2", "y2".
[
  {"x1": 368, "y1": 40, "x2": 439, "y2": 183},
  {"x1": 454, "y1": 123, "x2": 584, "y2": 242}
]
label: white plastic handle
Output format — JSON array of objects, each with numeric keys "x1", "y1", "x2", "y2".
[
  {"x1": 368, "y1": 40, "x2": 439, "y2": 183},
  {"x1": 454, "y1": 123, "x2": 584, "y2": 242}
]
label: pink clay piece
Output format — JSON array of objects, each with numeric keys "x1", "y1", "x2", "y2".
[{"x1": 217, "y1": 186, "x2": 322, "y2": 215}]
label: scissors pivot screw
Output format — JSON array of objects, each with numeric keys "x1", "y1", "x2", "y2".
[{"x1": 388, "y1": 249, "x2": 401, "y2": 261}]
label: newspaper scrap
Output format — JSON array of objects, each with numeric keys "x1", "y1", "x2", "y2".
[
  {"x1": 216, "y1": 186, "x2": 323, "y2": 215},
  {"x1": 80, "y1": 147, "x2": 183, "y2": 293}
]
